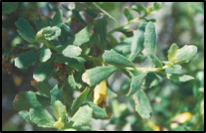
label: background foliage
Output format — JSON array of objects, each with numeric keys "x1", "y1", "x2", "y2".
[{"x1": 2, "y1": 2, "x2": 204, "y2": 131}]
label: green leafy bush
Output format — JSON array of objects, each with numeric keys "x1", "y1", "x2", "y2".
[{"x1": 2, "y1": 2, "x2": 203, "y2": 131}]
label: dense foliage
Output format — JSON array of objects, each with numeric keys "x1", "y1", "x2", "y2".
[{"x1": 2, "y1": 2, "x2": 204, "y2": 131}]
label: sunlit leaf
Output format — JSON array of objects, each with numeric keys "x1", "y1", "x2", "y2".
[
  {"x1": 169, "y1": 45, "x2": 198, "y2": 65},
  {"x1": 18, "y1": 111, "x2": 34, "y2": 124},
  {"x1": 70, "y1": 24, "x2": 94, "y2": 46},
  {"x1": 13, "y1": 91, "x2": 42, "y2": 111},
  {"x1": 103, "y1": 50, "x2": 135, "y2": 68},
  {"x1": 30, "y1": 107, "x2": 55, "y2": 128},
  {"x1": 15, "y1": 49, "x2": 41, "y2": 69},
  {"x1": 33, "y1": 56, "x2": 55, "y2": 82},
  {"x1": 35, "y1": 26, "x2": 61, "y2": 41},
  {"x1": 166, "y1": 74, "x2": 194, "y2": 82},
  {"x1": 67, "y1": 74, "x2": 76, "y2": 90},
  {"x1": 66, "y1": 105, "x2": 93, "y2": 128},
  {"x1": 168, "y1": 43, "x2": 179, "y2": 62},
  {"x1": 82, "y1": 65, "x2": 118, "y2": 87},
  {"x1": 39, "y1": 46, "x2": 52, "y2": 62},
  {"x1": 52, "y1": 100, "x2": 66, "y2": 119},
  {"x1": 62, "y1": 45, "x2": 82, "y2": 58},
  {"x1": 144, "y1": 22, "x2": 156, "y2": 55}
]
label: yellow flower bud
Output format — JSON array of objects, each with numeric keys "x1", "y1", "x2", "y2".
[
  {"x1": 171, "y1": 112, "x2": 192, "y2": 123},
  {"x1": 146, "y1": 121, "x2": 160, "y2": 131},
  {"x1": 93, "y1": 80, "x2": 107, "y2": 108},
  {"x1": 53, "y1": 118, "x2": 64, "y2": 130}
]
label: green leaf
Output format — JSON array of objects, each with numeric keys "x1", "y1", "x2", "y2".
[
  {"x1": 32, "y1": 81, "x2": 52, "y2": 97},
  {"x1": 67, "y1": 74, "x2": 76, "y2": 90},
  {"x1": 107, "y1": 83, "x2": 118, "y2": 99},
  {"x1": 34, "y1": 15, "x2": 48, "y2": 30},
  {"x1": 62, "y1": 45, "x2": 82, "y2": 58},
  {"x1": 82, "y1": 65, "x2": 118, "y2": 87},
  {"x1": 92, "y1": 2, "x2": 118, "y2": 24},
  {"x1": 2, "y1": 2, "x2": 19, "y2": 14},
  {"x1": 15, "y1": 17, "x2": 36, "y2": 43},
  {"x1": 84, "y1": 8, "x2": 98, "y2": 18},
  {"x1": 144, "y1": 18, "x2": 156, "y2": 22},
  {"x1": 48, "y1": 2, "x2": 59, "y2": 11},
  {"x1": 55, "y1": 55, "x2": 81, "y2": 71},
  {"x1": 115, "y1": 28, "x2": 133, "y2": 37},
  {"x1": 33, "y1": 56, "x2": 55, "y2": 82},
  {"x1": 112, "y1": 99, "x2": 129, "y2": 118},
  {"x1": 153, "y1": 2, "x2": 163, "y2": 11},
  {"x1": 51, "y1": 10, "x2": 63, "y2": 27},
  {"x1": 166, "y1": 74, "x2": 194, "y2": 82},
  {"x1": 145, "y1": 72, "x2": 160, "y2": 88},
  {"x1": 144, "y1": 22, "x2": 156, "y2": 55},
  {"x1": 168, "y1": 43, "x2": 179, "y2": 62},
  {"x1": 129, "y1": 22, "x2": 147, "y2": 61},
  {"x1": 72, "y1": 9, "x2": 87, "y2": 25},
  {"x1": 113, "y1": 37, "x2": 132, "y2": 56},
  {"x1": 93, "y1": 13, "x2": 107, "y2": 50},
  {"x1": 123, "y1": 7, "x2": 134, "y2": 21},
  {"x1": 127, "y1": 72, "x2": 147, "y2": 96},
  {"x1": 18, "y1": 111, "x2": 34, "y2": 124},
  {"x1": 162, "y1": 61, "x2": 174, "y2": 67},
  {"x1": 30, "y1": 107, "x2": 55, "y2": 128},
  {"x1": 13, "y1": 91, "x2": 42, "y2": 111},
  {"x1": 58, "y1": 24, "x2": 74, "y2": 45},
  {"x1": 36, "y1": 26, "x2": 61, "y2": 41},
  {"x1": 14, "y1": 49, "x2": 41, "y2": 69},
  {"x1": 165, "y1": 65, "x2": 182, "y2": 74},
  {"x1": 50, "y1": 85, "x2": 64, "y2": 105},
  {"x1": 52, "y1": 100, "x2": 66, "y2": 120},
  {"x1": 88, "y1": 102, "x2": 109, "y2": 119},
  {"x1": 39, "y1": 46, "x2": 52, "y2": 62},
  {"x1": 103, "y1": 50, "x2": 135, "y2": 68},
  {"x1": 36, "y1": 94, "x2": 51, "y2": 107},
  {"x1": 69, "y1": 88, "x2": 90, "y2": 116},
  {"x1": 62, "y1": 4, "x2": 70, "y2": 11},
  {"x1": 149, "y1": 54, "x2": 163, "y2": 68},
  {"x1": 66, "y1": 105, "x2": 93, "y2": 128},
  {"x1": 170, "y1": 45, "x2": 198, "y2": 65},
  {"x1": 70, "y1": 24, "x2": 94, "y2": 46},
  {"x1": 131, "y1": 4, "x2": 148, "y2": 16},
  {"x1": 133, "y1": 89, "x2": 153, "y2": 119},
  {"x1": 81, "y1": 43, "x2": 91, "y2": 56}
]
